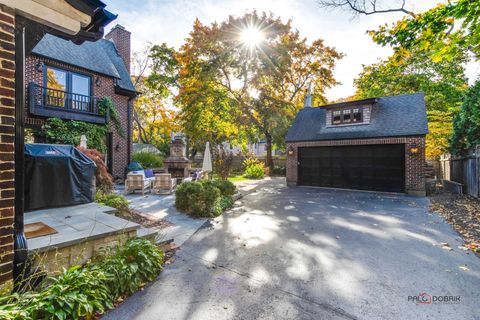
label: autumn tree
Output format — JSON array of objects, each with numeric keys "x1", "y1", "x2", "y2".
[
  {"x1": 450, "y1": 81, "x2": 480, "y2": 155},
  {"x1": 320, "y1": 0, "x2": 480, "y2": 63},
  {"x1": 354, "y1": 51, "x2": 468, "y2": 159},
  {"x1": 132, "y1": 44, "x2": 180, "y2": 154},
  {"x1": 176, "y1": 11, "x2": 342, "y2": 168},
  {"x1": 369, "y1": 0, "x2": 480, "y2": 63},
  {"x1": 322, "y1": 0, "x2": 477, "y2": 158}
]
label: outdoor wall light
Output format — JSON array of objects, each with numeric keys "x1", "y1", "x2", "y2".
[
  {"x1": 115, "y1": 143, "x2": 120, "y2": 151},
  {"x1": 95, "y1": 77, "x2": 101, "y2": 86},
  {"x1": 409, "y1": 143, "x2": 419, "y2": 155},
  {"x1": 36, "y1": 61, "x2": 43, "y2": 72},
  {"x1": 287, "y1": 147, "x2": 294, "y2": 156}
]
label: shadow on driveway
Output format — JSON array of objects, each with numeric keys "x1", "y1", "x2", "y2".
[{"x1": 104, "y1": 179, "x2": 480, "y2": 320}]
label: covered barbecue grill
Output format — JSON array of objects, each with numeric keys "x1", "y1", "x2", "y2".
[{"x1": 24, "y1": 144, "x2": 96, "y2": 211}]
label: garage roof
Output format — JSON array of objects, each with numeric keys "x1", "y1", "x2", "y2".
[{"x1": 286, "y1": 92, "x2": 428, "y2": 142}]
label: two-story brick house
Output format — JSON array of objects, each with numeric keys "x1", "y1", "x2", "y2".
[
  {"x1": 0, "y1": 0, "x2": 117, "y2": 290},
  {"x1": 25, "y1": 24, "x2": 135, "y2": 179}
]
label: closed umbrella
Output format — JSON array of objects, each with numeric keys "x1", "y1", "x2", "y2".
[{"x1": 202, "y1": 142, "x2": 213, "y2": 176}]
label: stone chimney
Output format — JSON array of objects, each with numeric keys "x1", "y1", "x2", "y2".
[
  {"x1": 303, "y1": 82, "x2": 312, "y2": 108},
  {"x1": 105, "y1": 24, "x2": 131, "y2": 74}
]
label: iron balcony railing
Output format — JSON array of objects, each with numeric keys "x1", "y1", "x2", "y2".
[{"x1": 28, "y1": 82, "x2": 108, "y2": 124}]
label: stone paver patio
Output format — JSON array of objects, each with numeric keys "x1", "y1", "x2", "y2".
[{"x1": 125, "y1": 192, "x2": 208, "y2": 246}]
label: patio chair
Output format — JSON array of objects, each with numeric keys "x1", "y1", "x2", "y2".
[
  {"x1": 189, "y1": 169, "x2": 205, "y2": 181},
  {"x1": 153, "y1": 173, "x2": 177, "y2": 194},
  {"x1": 124, "y1": 171, "x2": 153, "y2": 195}
]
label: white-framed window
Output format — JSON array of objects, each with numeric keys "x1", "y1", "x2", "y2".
[{"x1": 331, "y1": 107, "x2": 363, "y2": 125}]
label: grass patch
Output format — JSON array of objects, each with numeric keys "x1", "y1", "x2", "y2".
[{"x1": 228, "y1": 175, "x2": 249, "y2": 182}]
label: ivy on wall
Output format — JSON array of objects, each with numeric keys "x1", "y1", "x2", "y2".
[
  {"x1": 40, "y1": 118, "x2": 109, "y2": 153},
  {"x1": 36, "y1": 96, "x2": 124, "y2": 153},
  {"x1": 98, "y1": 97, "x2": 125, "y2": 138}
]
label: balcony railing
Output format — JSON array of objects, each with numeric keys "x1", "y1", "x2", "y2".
[{"x1": 28, "y1": 82, "x2": 108, "y2": 124}]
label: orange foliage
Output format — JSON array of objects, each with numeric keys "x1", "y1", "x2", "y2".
[{"x1": 77, "y1": 147, "x2": 114, "y2": 192}]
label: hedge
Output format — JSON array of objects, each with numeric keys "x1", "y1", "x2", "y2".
[{"x1": 175, "y1": 179, "x2": 236, "y2": 217}]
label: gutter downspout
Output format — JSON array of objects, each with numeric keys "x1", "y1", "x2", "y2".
[
  {"x1": 126, "y1": 94, "x2": 136, "y2": 178},
  {"x1": 13, "y1": 22, "x2": 28, "y2": 289}
]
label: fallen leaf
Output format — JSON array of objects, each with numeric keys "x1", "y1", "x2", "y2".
[{"x1": 459, "y1": 265, "x2": 469, "y2": 271}]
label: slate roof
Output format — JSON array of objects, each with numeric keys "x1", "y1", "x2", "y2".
[
  {"x1": 32, "y1": 34, "x2": 136, "y2": 94},
  {"x1": 286, "y1": 93, "x2": 428, "y2": 142}
]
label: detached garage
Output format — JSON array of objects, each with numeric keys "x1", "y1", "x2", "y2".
[{"x1": 286, "y1": 93, "x2": 428, "y2": 196}]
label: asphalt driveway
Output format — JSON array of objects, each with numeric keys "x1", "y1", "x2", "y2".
[{"x1": 104, "y1": 179, "x2": 480, "y2": 320}]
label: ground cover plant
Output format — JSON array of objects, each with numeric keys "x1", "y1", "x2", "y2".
[{"x1": 0, "y1": 239, "x2": 164, "y2": 320}]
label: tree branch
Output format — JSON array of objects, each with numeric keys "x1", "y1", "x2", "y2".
[{"x1": 319, "y1": 0, "x2": 416, "y2": 18}]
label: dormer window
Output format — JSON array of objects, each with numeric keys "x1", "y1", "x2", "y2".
[
  {"x1": 333, "y1": 110, "x2": 342, "y2": 124},
  {"x1": 353, "y1": 108, "x2": 362, "y2": 122},
  {"x1": 343, "y1": 109, "x2": 351, "y2": 123},
  {"x1": 331, "y1": 107, "x2": 364, "y2": 125}
]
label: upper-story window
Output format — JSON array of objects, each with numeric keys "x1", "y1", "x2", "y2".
[
  {"x1": 45, "y1": 66, "x2": 92, "y2": 110},
  {"x1": 332, "y1": 107, "x2": 363, "y2": 125}
]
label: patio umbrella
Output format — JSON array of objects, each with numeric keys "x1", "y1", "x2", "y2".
[{"x1": 202, "y1": 142, "x2": 213, "y2": 174}]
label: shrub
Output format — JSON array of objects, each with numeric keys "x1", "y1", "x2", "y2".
[
  {"x1": 243, "y1": 156, "x2": 262, "y2": 168},
  {"x1": 243, "y1": 156, "x2": 266, "y2": 179},
  {"x1": 0, "y1": 238, "x2": 163, "y2": 320},
  {"x1": 78, "y1": 147, "x2": 114, "y2": 192},
  {"x1": 132, "y1": 152, "x2": 164, "y2": 169},
  {"x1": 203, "y1": 179, "x2": 236, "y2": 197},
  {"x1": 175, "y1": 180, "x2": 235, "y2": 217},
  {"x1": 95, "y1": 190, "x2": 130, "y2": 217},
  {"x1": 244, "y1": 163, "x2": 265, "y2": 179},
  {"x1": 219, "y1": 195, "x2": 234, "y2": 212},
  {"x1": 272, "y1": 166, "x2": 286, "y2": 176},
  {"x1": 214, "y1": 148, "x2": 234, "y2": 180}
]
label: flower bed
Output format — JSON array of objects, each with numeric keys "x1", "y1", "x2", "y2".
[{"x1": 0, "y1": 239, "x2": 164, "y2": 320}]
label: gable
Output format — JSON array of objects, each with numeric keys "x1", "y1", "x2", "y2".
[{"x1": 31, "y1": 34, "x2": 135, "y2": 94}]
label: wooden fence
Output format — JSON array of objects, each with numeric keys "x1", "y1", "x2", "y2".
[{"x1": 439, "y1": 146, "x2": 480, "y2": 198}]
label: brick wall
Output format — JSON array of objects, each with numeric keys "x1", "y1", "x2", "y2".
[
  {"x1": 25, "y1": 55, "x2": 131, "y2": 179},
  {"x1": 0, "y1": 5, "x2": 15, "y2": 288},
  {"x1": 286, "y1": 135, "x2": 426, "y2": 195}
]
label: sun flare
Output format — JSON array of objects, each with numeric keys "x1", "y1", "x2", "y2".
[{"x1": 240, "y1": 27, "x2": 264, "y2": 49}]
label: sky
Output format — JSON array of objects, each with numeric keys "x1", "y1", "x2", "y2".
[{"x1": 104, "y1": 0, "x2": 479, "y2": 101}]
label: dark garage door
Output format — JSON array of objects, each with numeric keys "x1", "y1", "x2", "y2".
[{"x1": 298, "y1": 144, "x2": 405, "y2": 193}]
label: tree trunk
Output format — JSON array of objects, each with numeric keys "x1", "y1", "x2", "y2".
[{"x1": 265, "y1": 134, "x2": 274, "y2": 172}]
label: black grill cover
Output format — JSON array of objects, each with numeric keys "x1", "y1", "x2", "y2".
[{"x1": 24, "y1": 144, "x2": 96, "y2": 211}]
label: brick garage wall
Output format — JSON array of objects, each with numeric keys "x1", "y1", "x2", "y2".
[
  {"x1": 0, "y1": 5, "x2": 15, "y2": 288},
  {"x1": 286, "y1": 136, "x2": 426, "y2": 195},
  {"x1": 25, "y1": 56, "x2": 131, "y2": 179}
]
